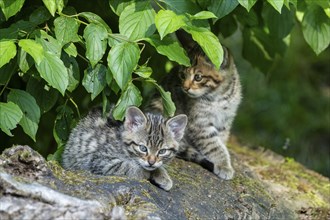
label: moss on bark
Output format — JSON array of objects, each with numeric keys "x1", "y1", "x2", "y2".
[{"x1": 0, "y1": 144, "x2": 328, "y2": 219}]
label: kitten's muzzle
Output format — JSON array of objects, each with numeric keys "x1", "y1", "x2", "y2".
[
  {"x1": 182, "y1": 87, "x2": 192, "y2": 95},
  {"x1": 143, "y1": 165, "x2": 157, "y2": 171},
  {"x1": 148, "y1": 158, "x2": 156, "y2": 166}
]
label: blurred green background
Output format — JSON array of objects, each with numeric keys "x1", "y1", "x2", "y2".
[{"x1": 226, "y1": 26, "x2": 330, "y2": 177}]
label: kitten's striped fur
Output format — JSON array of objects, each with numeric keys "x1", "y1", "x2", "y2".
[
  {"x1": 148, "y1": 33, "x2": 241, "y2": 180},
  {"x1": 62, "y1": 106, "x2": 187, "y2": 191}
]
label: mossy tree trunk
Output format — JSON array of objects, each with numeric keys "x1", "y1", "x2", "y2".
[{"x1": 0, "y1": 144, "x2": 329, "y2": 219}]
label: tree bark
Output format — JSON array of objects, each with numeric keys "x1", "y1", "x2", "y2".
[{"x1": 0, "y1": 144, "x2": 329, "y2": 219}]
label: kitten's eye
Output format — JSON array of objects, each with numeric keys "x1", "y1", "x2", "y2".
[
  {"x1": 158, "y1": 149, "x2": 167, "y2": 155},
  {"x1": 139, "y1": 145, "x2": 148, "y2": 153},
  {"x1": 194, "y1": 74, "x2": 203, "y2": 82}
]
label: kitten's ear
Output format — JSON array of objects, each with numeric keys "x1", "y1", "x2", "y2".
[
  {"x1": 176, "y1": 29, "x2": 196, "y2": 52},
  {"x1": 166, "y1": 114, "x2": 188, "y2": 141},
  {"x1": 220, "y1": 46, "x2": 231, "y2": 70},
  {"x1": 124, "y1": 106, "x2": 147, "y2": 131}
]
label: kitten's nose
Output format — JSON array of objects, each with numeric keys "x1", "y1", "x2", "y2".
[
  {"x1": 183, "y1": 81, "x2": 190, "y2": 92},
  {"x1": 148, "y1": 158, "x2": 156, "y2": 166},
  {"x1": 183, "y1": 86, "x2": 190, "y2": 92}
]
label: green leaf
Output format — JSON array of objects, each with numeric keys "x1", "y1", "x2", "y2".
[
  {"x1": 0, "y1": 0, "x2": 25, "y2": 20},
  {"x1": 54, "y1": 16, "x2": 80, "y2": 46},
  {"x1": 39, "y1": 1, "x2": 60, "y2": 17},
  {"x1": 0, "y1": 57, "x2": 17, "y2": 85},
  {"x1": 83, "y1": 23, "x2": 108, "y2": 67},
  {"x1": 26, "y1": 77, "x2": 59, "y2": 113},
  {"x1": 106, "y1": 68, "x2": 113, "y2": 86},
  {"x1": 0, "y1": 20, "x2": 35, "y2": 40},
  {"x1": 108, "y1": 34, "x2": 129, "y2": 47},
  {"x1": 250, "y1": 28, "x2": 286, "y2": 59},
  {"x1": 266, "y1": 0, "x2": 284, "y2": 13},
  {"x1": 145, "y1": 35, "x2": 190, "y2": 66},
  {"x1": 147, "y1": 79, "x2": 176, "y2": 117},
  {"x1": 61, "y1": 52, "x2": 80, "y2": 92},
  {"x1": 18, "y1": 39, "x2": 44, "y2": 65},
  {"x1": 53, "y1": 105, "x2": 75, "y2": 146},
  {"x1": 107, "y1": 41, "x2": 140, "y2": 89},
  {"x1": 42, "y1": 0, "x2": 56, "y2": 16},
  {"x1": 235, "y1": 6, "x2": 258, "y2": 27},
  {"x1": 215, "y1": 15, "x2": 238, "y2": 38},
  {"x1": 36, "y1": 51, "x2": 68, "y2": 96},
  {"x1": 63, "y1": 42, "x2": 77, "y2": 57},
  {"x1": 55, "y1": 0, "x2": 65, "y2": 14},
  {"x1": 157, "y1": 86, "x2": 176, "y2": 117},
  {"x1": 189, "y1": 11, "x2": 217, "y2": 20},
  {"x1": 113, "y1": 82, "x2": 142, "y2": 120},
  {"x1": 109, "y1": 75, "x2": 120, "y2": 95},
  {"x1": 242, "y1": 28, "x2": 273, "y2": 73},
  {"x1": 208, "y1": 0, "x2": 239, "y2": 20},
  {"x1": 263, "y1": 5, "x2": 294, "y2": 39},
  {"x1": 308, "y1": 0, "x2": 330, "y2": 9},
  {"x1": 47, "y1": 145, "x2": 64, "y2": 162},
  {"x1": 184, "y1": 26, "x2": 223, "y2": 69},
  {"x1": 306, "y1": 0, "x2": 330, "y2": 9},
  {"x1": 159, "y1": 0, "x2": 200, "y2": 14},
  {"x1": 134, "y1": 66, "x2": 152, "y2": 78},
  {"x1": 119, "y1": 1, "x2": 156, "y2": 40},
  {"x1": 238, "y1": 0, "x2": 257, "y2": 11},
  {"x1": 0, "y1": 26, "x2": 17, "y2": 40},
  {"x1": 79, "y1": 12, "x2": 112, "y2": 33},
  {"x1": 82, "y1": 64, "x2": 108, "y2": 100},
  {"x1": 288, "y1": 0, "x2": 297, "y2": 8},
  {"x1": 18, "y1": 48, "x2": 34, "y2": 73},
  {"x1": 155, "y1": 10, "x2": 187, "y2": 39},
  {"x1": 109, "y1": 0, "x2": 134, "y2": 16},
  {"x1": 0, "y1": 40, "x2": 16, "y2": 68},
  {"x1": 302, "y1": 5, "x2": 330, "y2": 55},
  {"x1": 29, "y1": 6, "x2": 51, "y2": 25},
  {"x1": 35, "y1": 31, "x2": 62, "y2": 57},
  {"x1": 8, "y1": 89, "x2": 40, "y2": 141},
  {"x1": 102, "y1": 90, "x2": 110, "y2": 117},
  {"x1": 0, "y1": 101, "x2": 23, "y2": 136}
]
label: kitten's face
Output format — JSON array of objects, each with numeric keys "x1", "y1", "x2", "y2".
[
  {"x1": 178, "y1": 55, "x2": 223, "y2": 98},
  {"x1": 123, "y1": 107, "x2": 187, "y2": 171},
  {"x1": 129, "y1": 140, "x2": 175, "y2": 171}
]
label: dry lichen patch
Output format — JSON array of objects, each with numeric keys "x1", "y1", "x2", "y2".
[{"x1": 167, "y1": 158, "x2": 208, "y2": 188}]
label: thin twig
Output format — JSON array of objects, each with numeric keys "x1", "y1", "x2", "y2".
[
  {"x1": 66, "y1": 93, "x2": 81, "y2": 119},
  {"x1": 0, "y1": 74, "x2": 12, "y2": 97}
]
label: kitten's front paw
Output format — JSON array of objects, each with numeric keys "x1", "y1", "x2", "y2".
[
  {"x1": 159, "y1": 178, "x2": 173, "y2": 191},
  {"x1": 151, "y1": 168, "x2": 173, "y2": 191},
  {"x1": 151, "y1": 176, "x2": 173, "y2": 191},
  {"x1": 214, "y1": 164, "x2": 234, "y2": 180}
]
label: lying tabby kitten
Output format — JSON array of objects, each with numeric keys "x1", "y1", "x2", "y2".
[
  {"x1": 148, "y1": 31, "x2": 241, "y2": 180},
  {"x1": 62, "y1": 106, "x2": 187, "y2": 191}
]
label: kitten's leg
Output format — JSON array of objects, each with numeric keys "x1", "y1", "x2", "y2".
[
  {"x1": 200, "y1": 139, "x2": 234, "y2": 180},
  {"x1": 177, "y1": 139, "x2": 205, "y2": 162},
  {"x1": 177, "y1": 147, "x2": 214, "y2": 172},
  {"x1": 150, "y1": 167, "x2": 173, "y2": 191}
]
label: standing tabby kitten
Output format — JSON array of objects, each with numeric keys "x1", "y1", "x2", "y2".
[
  {"x1": 148, "y1": 31, "x2": 241, "y2": 180},
  {"x1": 62, "y1": 106, "x2": 187, "y2": 191}
]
